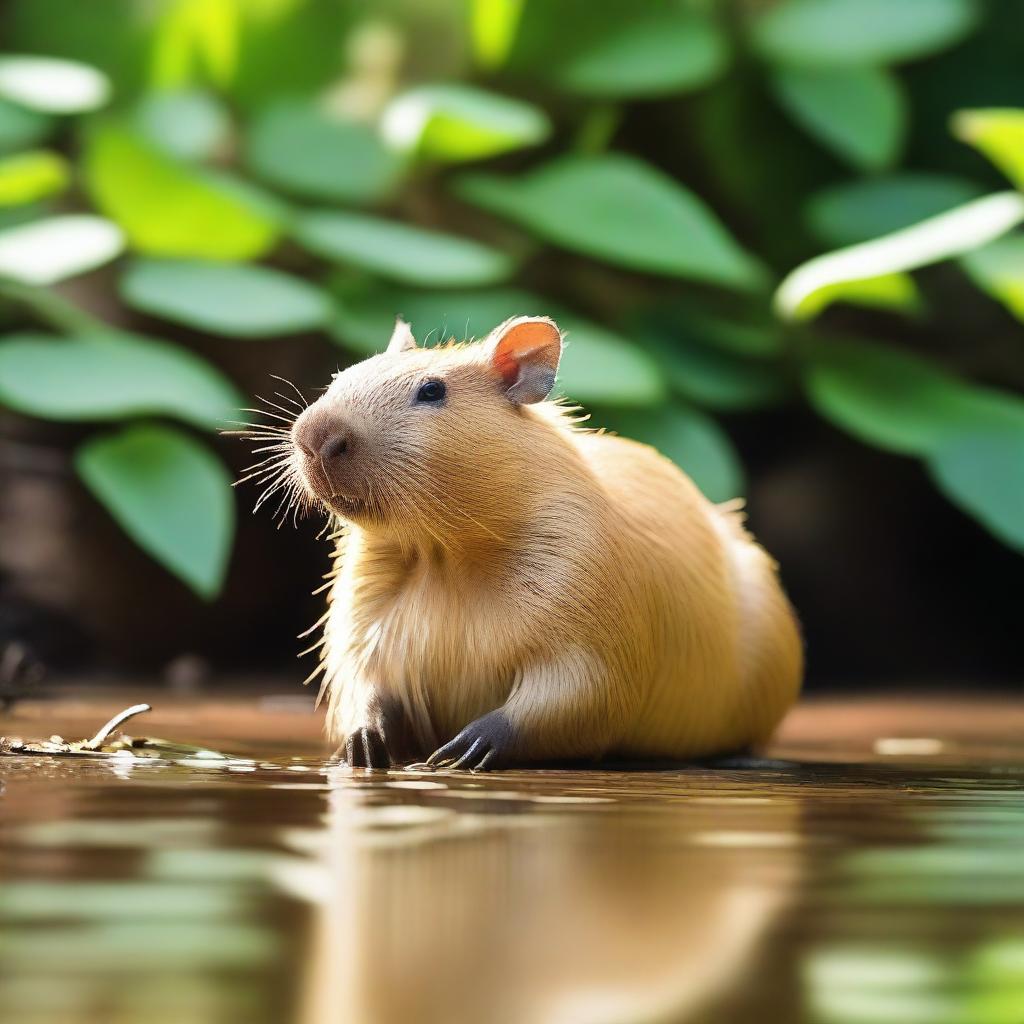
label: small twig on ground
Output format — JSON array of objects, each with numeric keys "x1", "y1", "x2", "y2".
[{"x1": 83, "y1": 703, "x2": 152, "y2": 750}]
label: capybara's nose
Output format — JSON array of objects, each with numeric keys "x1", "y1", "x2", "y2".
[
  {"x1": 293, "y1": 407, "x2": 352, "y2": 462},
  {"x1": 318, "y1": 430, "x2": 350, "y2": 461}
]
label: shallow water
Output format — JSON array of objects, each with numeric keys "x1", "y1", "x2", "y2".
[{"x1": 2, "y1": 693, "x2": 1023, "y2": 1024}]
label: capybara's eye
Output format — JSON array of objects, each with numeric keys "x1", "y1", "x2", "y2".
[{"x1": 415, "y1": 380, "x2": 447, "y2": 404}]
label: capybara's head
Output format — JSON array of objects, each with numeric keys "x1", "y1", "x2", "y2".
[{"x1": 286, "y1": 315, "x2": 563, "y2": 536}]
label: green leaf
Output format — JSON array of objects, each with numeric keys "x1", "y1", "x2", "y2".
[
  {"x1": 120, "y1": 259, "x2": 331, "y2": 337},
  {"x1": 0, "y1": 98, "x2": 51, "y2": 153},
  {"x1": 558, "y1": 319, "x2": 667, "y2": 407},
  {"x1": 639, "y1": 334, "x2": 787, "y2": 411},
  {"x1": 804, "y1": 341, "x2": 959, "y2": 456},
  {"x1": 776, "y1": 192, "x2": 1024, "y2": 320},
  {"x1": 807, "y1": 174, "x2": 985, "y2": 246},
  {"x1": 553, "y1": 9, "x2": 728, "y2": 98},
  {"x1": 0, "y1": 204, "x2": 49, "y2": 234},
  {"x1": 664, "y1": 345, "x2": 786, "y2": 411},
  {"x1": 792, "y1": 271, "x2": 923, "y2": 320},
  {"x1": 750, "y1": 0, "x2": 979, "y2": 67},
  {"x1": 596, "y1": 403, "x2": 744, "y2": 502},
  {"x1": 962, "y1": 233, "x2": 1024, "y2": 322},
  {"x1": 771, "y1": 66, "x2": 905, "y2": 171},
  {"x1": 690, "y1": 321, "x2": 784, "y2": 358},
  {"x1": 133, "y1": 90, "x2": 229, "y2": 161},
  {"x1": 0, "y1": 214, "x2": 124, "y2": 285},
  {"x1": 76, "y1": 424, "x2": 234, "y2": 598},
  {"x1": 0, "y1": 151, "x2": 69, "y2": 206},
  {"x1": 803, "y1": 338, "x2": 1024, "y2": 457},
  {"x1": 245, "y1": 99, "x2": 401, "y2": 204},
  {"x1": 930, "y1": 430, "x2": 1024, "y2": 552},
  {"x1": 151, "y1": 0, "x2": 240, "y2": 88},
  {"x1": 0, "y1": 55, "x2": 111, "y2": 113},
  {"x1": 952, "y1": 108, "x2": 1024, "y2": 191},
  {"x1": 470, "y1": 0, "x2": 525, "y2": 69},
  {"x1": 635, "y1": 308, "x2": 787, "y2": 358},
  {"x1": 330, "y1": 283, "x2": 666, "y2": 406},
  {"x1": 0, "y1": 331, "x2": 243, "y2": 429},
  {"x1": 381, "y1": 84, "x2": 549, "y2": 163},
  {"x1": 83, "y1": 121, "x2": 280, "y2": 260},
  {"x1": 457, "y1": 154, "x2": 767, "y2": 291},
  {"x1": 294, "y1": 211, "x2": 514, "y2": 288}
]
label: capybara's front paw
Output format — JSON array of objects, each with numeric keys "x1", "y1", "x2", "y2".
[
  {"x1": 340, "y1": 725, "x2": 390, "y2": 768},
  {"x1": 426, "y1": 710, "x2": 514, "y2": 771}
]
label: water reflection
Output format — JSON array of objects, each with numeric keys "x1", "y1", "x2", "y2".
[
  {"x1": 292, "y1": 768, "x2": 802, "y2": 1024},
  {"x1": 2, "y1": 698, "x2": 1024, "y2": 1024}
]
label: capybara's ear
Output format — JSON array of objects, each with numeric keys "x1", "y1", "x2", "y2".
[
  {"x1": 486, "y1": 316, "x2": 562, "y2": 405},
  {"x1": 386, "y1": 317, "x2": 417, "y2": 354}
]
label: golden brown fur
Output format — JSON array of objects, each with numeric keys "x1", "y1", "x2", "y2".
[{"x1": 277, "y1": 316, "x2": 802, "y2": 768}]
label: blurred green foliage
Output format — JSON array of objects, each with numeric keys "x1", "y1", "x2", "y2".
[
  {"x1": 0, "y1": 0, "x2": 1022, "y2": 597},
  {"x1": 76, "y1": 423, "x2": 234, "y2": 598}
]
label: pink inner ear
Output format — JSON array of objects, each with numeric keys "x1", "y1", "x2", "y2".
[
  {"x1": 492, "y1": 320, "x2": 559, "y2": 385},
  {"x1": 493, "y1": 346, "x2": 520, "y2": 386}
]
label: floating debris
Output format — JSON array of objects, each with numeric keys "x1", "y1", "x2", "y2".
[
  {"x1": 0, "y1": 702, "x2": 227, "y2": 761},
  {"x1": 85, "y1": 703, "x2": 152, "y2": 750}
]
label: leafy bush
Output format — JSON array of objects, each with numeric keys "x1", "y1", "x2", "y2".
[{"x1": 0, "y1": 0, "x2": 1022, "y2": 597}]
